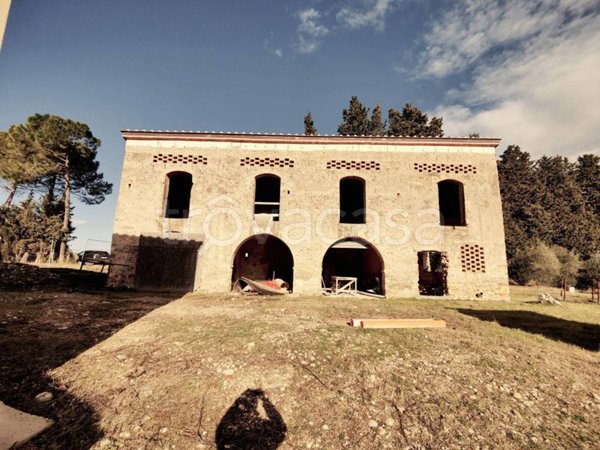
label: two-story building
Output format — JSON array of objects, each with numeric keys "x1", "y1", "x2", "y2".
[{"x1": 107, "y1": 130, "x2": 509, "y2": 300}]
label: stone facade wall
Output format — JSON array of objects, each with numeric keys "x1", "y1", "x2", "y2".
[{"x1": 108, "y1": 132, "x2": 509, "y2": 300}]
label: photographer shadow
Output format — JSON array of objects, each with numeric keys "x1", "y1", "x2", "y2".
[{"x1": 215, "y1": 389, "x2": 287, "y2": 450}]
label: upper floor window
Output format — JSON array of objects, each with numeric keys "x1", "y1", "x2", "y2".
[
  {"x1": 254, "y1": 174, "x2": 280, "y2": 221},
  {"x1": 438, "y1": 179, "x2": 466, "y2": 226},
  {"x1": 340, "y1": 177, "x2": 366, "y2": 224},
  {"x1": 165, "y1": 171, "x2": 192, "y2": 219}
]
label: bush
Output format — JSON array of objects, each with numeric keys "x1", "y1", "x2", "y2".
[
  {"x1": 512, "y1": 241, "x2": 560, "y2": 286},
  {"x1": 552, "y1": 246, "x2": 582, "y2": 286}
]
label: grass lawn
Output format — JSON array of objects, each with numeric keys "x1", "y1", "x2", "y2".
[{"x1": 1, "y1": 265, "x2": 599, "y2": 449}]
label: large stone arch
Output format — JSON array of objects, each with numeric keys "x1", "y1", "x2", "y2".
[
  {"x1": 231, "y1": 234, "x2": 294, "y2": 291},
  {"x1": 321, "y1": 237, "x2": 385, "y2": 295}
]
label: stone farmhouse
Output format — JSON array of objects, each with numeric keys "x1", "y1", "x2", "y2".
[{"x1": 107, "y1": 130, "x2": 509, "y2": 300}]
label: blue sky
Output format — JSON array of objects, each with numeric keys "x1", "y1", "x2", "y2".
[{"x1": 1, "y1": 0, "x2": 598, "y2": 251}]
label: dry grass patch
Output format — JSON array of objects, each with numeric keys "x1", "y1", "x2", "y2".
[{"x1": 49, "y1": 290, "x2": 600, "y2": 449}]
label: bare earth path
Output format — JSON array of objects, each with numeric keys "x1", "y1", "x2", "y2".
[{"x1": 1, "y1": 264, "x2": 599, "y2": 449}]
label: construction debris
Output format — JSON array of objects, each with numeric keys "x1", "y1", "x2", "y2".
[
  {"x1": 538, "y1": 293, "x2": 563, "y2": 306},
  {"x1": 234, "y1": 277, "x2": 290, "y2": 296}
]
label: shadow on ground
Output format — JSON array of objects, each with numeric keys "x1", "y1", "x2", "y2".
[
  {"x1": 457, "y1": 309, "x2": 600, "y2": 351},
  {"x1": 215, "y1": 389, "x2": 287, "y2": 450},
  {"x1": 0, "y1": 263, "x2": 180, "y2": 449}
]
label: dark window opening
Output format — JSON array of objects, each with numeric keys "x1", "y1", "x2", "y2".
[
  {"x1": 321, "y1": 238, "x2": 384, "y2": 295},
  {"x1": 438, "y1": 180, "x2": 466, "y2": 226},
  {"x1": 231, "y1": 234, "x2": 294, "y2": 291},
  {"x1": 340, "y1": 177, "x2": 366, "y2": 224},
  {"x1": 254, "y1": 175, "x2": 280, "y2": 221},
  {"x1": 165, "y1": 172, "x2": 192, "y2": 219},
  {"x1": 418, "y1": 251, "x2": 448, "y2": 296}
]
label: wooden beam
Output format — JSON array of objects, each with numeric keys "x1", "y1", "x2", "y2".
[{"x1": 359, "y1": 319, "x2": 446, "y2": 329}]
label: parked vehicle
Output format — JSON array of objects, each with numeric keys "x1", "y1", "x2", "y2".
[{"x1": 77, "y1": 250, "x2": 110, "y2": 264}]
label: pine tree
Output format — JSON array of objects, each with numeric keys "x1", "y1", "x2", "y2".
[
  {"x1": 0, "y1": 125, "x2": 49, "y2": 207},
  {"x1": 427, "y1": 117, "x2": 444, "y2": 137},
  {"x1": 497, "y1": 146, "x2": 552, "y2": 273},
  {"x1": 24, "y1": 114, "x2": 112, "y2": 262},
  {"x1": 368, "y1": 105, "x2": 385, "y2": 136},
  {"x1": 387, "y1": 108, "x2": 403, "y2": 136},
  {"x1": 387, "y1": 103, "x2": 444, "y2": 137},
  {"x1": 337, "y1": 96, "x2": 370, "y2": 136},
  {"x1": 303, "y1": 112, "x2": 317, "y2": 136},
  {"x1": 536, "y1": 155, "x2": 599, "y2": 257},
  {"x1": 575, "y1": 154, "x2": 600, "y2": 217}
]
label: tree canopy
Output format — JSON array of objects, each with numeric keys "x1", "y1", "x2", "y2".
[
  {"x1": 335, "y1": 96, "x2": 444, "y2": 137},
  {"x1": 368, "y1": 105, "x2": 385, "y2": 136},
  {"x1": 498, "y1": 145, "x2": 600, "y2": 285},
  {"x1": 0, "y1": 125, "x2": 50, "y2": 207},
  {"x1": 303, "y1": 112, "x2": 317, "y2": 136},
  {"x1": 387, "y1": 103, "x2": 443, "y2": 137},
  {"x1": 337, "y1": 96, "x2": 371, "y2": 136},
  {"x1": 0, "y1": 114, "x2": 112, "y2": 262}
]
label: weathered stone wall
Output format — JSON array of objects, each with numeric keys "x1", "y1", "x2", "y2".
[{"x1": 108, "y1": 132, "x2": 509, "y2": 300}]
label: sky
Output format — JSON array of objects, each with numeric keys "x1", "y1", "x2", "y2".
[{"x1": 1, "y1": 0, "x2": 598, "y2": 251}]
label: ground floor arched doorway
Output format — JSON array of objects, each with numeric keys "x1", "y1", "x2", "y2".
[
  {"x1": 231, "y1": 234, "x2": 294, "y2": 291},
  {"x1": 322, "y1": 237, "x2": 385, "y2": 295}
]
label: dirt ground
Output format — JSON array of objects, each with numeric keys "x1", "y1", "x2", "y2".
[
  {"x1": 1, "y1": 264, "x2": 599, "y2": 449},
  {"x1": 0, "y1": 264, "x2": 177, "y2": 449}
]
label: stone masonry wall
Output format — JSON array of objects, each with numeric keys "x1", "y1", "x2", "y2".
[{"x1": 108, "y1": 133, "x2": 509, "y2": 300}]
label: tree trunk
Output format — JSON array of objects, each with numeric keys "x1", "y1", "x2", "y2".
[
  {"x1": 3, "y1": 183, "x2": 17, "y2": 207},
  {"x1": 59, "y1": 158, "x2": 71, "y2": 263},
  {"x1": 48, "y1": 239, "x2": 55, "y2": 263}
]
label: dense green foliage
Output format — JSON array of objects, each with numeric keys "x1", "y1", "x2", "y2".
[
  {"x1": 336, "y1": 96, "x2": 444, "y2": 137},
  {"x1": 303, "y1": 112, "x2": 317, "y2": 136},
  {"x1": 0, "y1": 114, "x2": 111, "y2": 262},
  {"x1": 337, "y1": 96, "x2": 371, "y2": 136},
  {"x1": 387, "y1": 103, "x2": 443, "y2": 137},
  {"x1": 511, "y1": 241, "x2": 561, "y2": 286},
  {"x1": 498, "y1": 145, "x2": 600, "y2": 287},
  {"x1": 368, "y1": 105, "x2": 385, "y2": 136}
]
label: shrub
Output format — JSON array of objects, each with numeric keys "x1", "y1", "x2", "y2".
[{"x1": 512, "y1": 241, "x2": 560, "y2": 286}]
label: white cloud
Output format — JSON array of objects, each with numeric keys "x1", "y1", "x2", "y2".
[
  {"x1": 336, "y1": 0, "x2": 397, "y2": 31},
  {"x1": 435, "y1": 12, "x2": 600, "y2": 157},
  {"x1": 418, "y1": 0, "x2": 600, "y2": 157},
  {"x1": 294, "y1": 1, "x2": 399, "y2": 54},
  {"x1": 296, "y1": 8, "x2": 329, "y2": 54},
  {"x1": 419, "y1": 0, "x2": 598, "y2": 78},
  {"x1": 263, "y1": 38, "x2": 283, "y2": 58}
]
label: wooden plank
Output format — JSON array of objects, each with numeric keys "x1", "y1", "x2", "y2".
[{"x1": 359, "y1": 319, "x2": 446, "y2": 329}]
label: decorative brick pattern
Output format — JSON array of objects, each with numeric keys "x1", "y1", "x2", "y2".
[
  {"x1": 240, "y1": 157, "x2": 295, "y2": 167},
  {"x1": 153, "y1": 154, "x2": 207, "y2": 165},
  {"x1": 461, "y1": 244, "x2": 486, "y2": 273},
  {"x1": 414, "y1": 163, "x2": 477, "y2": 174},
  {"x1": 327, "y1": 160, "x2": 380, "y2": 170}
]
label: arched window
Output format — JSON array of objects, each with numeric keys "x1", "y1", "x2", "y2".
[
  {"x1": 340, "y1": 177, "x2": 366, "y2": 224},
  {"x1": 438, "y1": 180, "x2": 466, "y2": 226},
  {"x1": 165, "y1": 172, "x2": 192, "y2": 218},
  {"x1": 254, "y1": 174, "x2": 280, "y2": 221}
]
